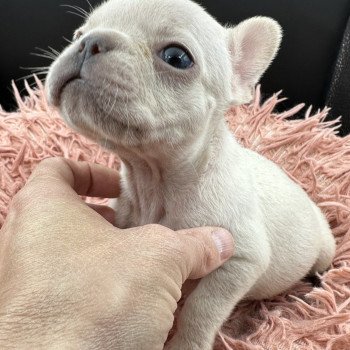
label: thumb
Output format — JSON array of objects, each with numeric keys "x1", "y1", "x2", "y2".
[{"x1": 176, "y1": 227, "x2": 234, "y2": 280}]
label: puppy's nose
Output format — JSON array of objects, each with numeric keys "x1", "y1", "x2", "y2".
[{"x1": 78, "y1": 35, "x2": 113, "y2": 60}]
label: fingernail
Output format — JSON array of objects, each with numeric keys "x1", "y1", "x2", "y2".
[{"x1": 211, "y1": 229, "x2": 234, "y2": 260}]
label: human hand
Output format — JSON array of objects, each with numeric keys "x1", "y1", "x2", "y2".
[{"x1": 0, "y1": 158, "x2": 234, "y2": 350}]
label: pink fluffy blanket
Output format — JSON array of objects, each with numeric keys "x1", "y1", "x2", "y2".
[{"x1": 1, "y1": 80, "x2": 350, "y2": 349}]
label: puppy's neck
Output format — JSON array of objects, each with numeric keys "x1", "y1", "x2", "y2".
[
  {"x1": 117, "y1": 119, "x2": 233, "y2": 185},
  {"x1": 115, "y1": 119, "x2": 235, "y2": 224}
]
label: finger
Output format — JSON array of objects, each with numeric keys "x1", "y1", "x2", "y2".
[
  {"x1": 87, "y1": 204, "x2": 116, "y2": 225},
  {"x1": 28, "y1": 157, "x2": 120, "y2": 198},
  {"x1": 176, "y1": 227, "x2": 234, "y2": 280}
]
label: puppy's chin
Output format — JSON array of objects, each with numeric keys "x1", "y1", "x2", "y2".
[{"x1": 59, "y1": 80, "x2": 162, "y2": 148}]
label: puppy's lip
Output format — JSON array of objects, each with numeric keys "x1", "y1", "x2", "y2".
[
  {"x1": 48, "y1": 73, "x2": 82, "y2": 107},
  {"x1": 63, "y1": 76, "x2": 82, "y2": 90}
]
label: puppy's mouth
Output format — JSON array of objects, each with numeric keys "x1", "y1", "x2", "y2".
[
  {"x1": 48, "y1": 70, "x2": 83, "y2": 107},
  {"x1": 58, "y1": 77, "x2": 146, "y2": 136},
  {"x1": 61, "y1": 75, "x2": 82, "y2": 93}
]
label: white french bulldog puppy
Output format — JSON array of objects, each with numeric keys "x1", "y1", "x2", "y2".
[{"x1": 46, "y1": 0, "x2": 336, "y2": 348}]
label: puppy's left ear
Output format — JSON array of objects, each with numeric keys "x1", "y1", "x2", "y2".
[{"x1": 227, "y1": 17, "x2": 282, "y2": 104}]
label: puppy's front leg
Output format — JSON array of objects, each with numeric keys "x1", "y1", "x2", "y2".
[
  {"x1": 109, "y1": 196, "x2": 134, "y2": 228},
  {"x1": 166, "y1": 257, "x2": 267, "y2": 350}
]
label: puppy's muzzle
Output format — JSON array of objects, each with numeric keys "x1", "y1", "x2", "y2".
[{"x1": 47, "y1": 31, "x2": 129, "y2": 107}]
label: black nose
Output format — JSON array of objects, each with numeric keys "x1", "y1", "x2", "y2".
[{"x1": 78, "y1": 35, "x2": 112, "y2": 60}]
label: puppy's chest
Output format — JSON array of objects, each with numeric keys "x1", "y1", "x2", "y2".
[
  {"x1": 119, "y1": 177, "x2": 234, "y2": 229},
  {"x1": 156, "y1": 179, "x2": 251, "y2": 233},
  {"x1": 119, "y1": 162, "x2": 256, "y2": 232}
]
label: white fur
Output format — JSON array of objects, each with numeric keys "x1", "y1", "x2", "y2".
[{"x1": 46, "y1": 0, "x2": 336, "y2": 348}]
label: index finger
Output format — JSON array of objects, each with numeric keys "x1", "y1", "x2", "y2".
[{"x1": 27, "y1": 157, "x2": 120, "y2": 198}]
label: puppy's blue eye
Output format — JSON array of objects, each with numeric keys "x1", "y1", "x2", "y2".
[{"x1": 160, "y1": 46, "x2": 194, "y2": 69}]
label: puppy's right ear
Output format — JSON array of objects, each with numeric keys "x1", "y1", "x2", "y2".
[{"x1": 227, "y1": 17, "x2": 282, "y2": 105}]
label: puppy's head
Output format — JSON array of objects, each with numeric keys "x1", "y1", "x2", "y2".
[{"x1": 46, "y1": 0, "x2": 282, "y2": 149}]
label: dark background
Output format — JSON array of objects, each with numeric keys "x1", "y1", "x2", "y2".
[{"x1": 1, "y1": 0, "x2": 349, "y2": 134}]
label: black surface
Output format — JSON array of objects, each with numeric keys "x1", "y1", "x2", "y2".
[
  {"x1": 0, "y1": 0, "x2": 349, "y2": 134},
  {"x1": 199, "y1": 0, "x2": 350, "y2": 114},
  {"x1": 326, "y1": 16, "x2": 350, "y2": 136},
  {"x1": 0, "y1": 0, "x2": 91, "y2": 111}
]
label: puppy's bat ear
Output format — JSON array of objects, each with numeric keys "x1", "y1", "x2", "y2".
[{"x1": 227, "y1": 17, "x2": 282, "y2": 105}]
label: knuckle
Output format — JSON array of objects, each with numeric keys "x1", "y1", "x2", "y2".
[
  {"x1": 143, "y1": 223, "x2": 170, "y2": 234},
  {"x1": 28, "y1": 157, "x2": 73, "y2": 189},
  {"x1": 30, "y1": 157, "x2": 64, "y2": 181},
  {"x1": 8, "y1": 158, "x2": 70, "y2": 216},
  {"x1": 142, "y1": 224, "x2": 176, "y2": 242},
  {"x1": 139, "y1": 223, "x2": 187, "y2": 260},
  {"x1": 36, "y1": 157, "x2": 67, "y2": 172}
]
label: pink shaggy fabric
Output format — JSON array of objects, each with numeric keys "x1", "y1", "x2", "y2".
[{"x1": 1, "y1": 79, "x2": 350, "y2": 349}]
